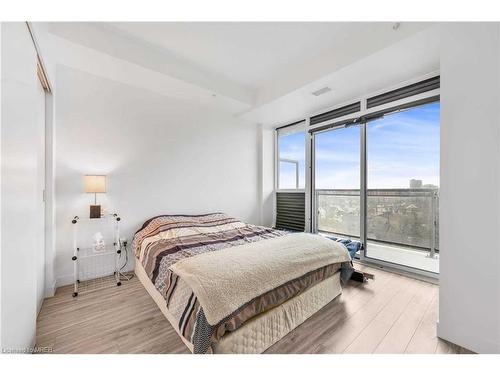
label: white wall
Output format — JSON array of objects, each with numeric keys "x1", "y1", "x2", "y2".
[
  {"x1": 54, "y1": 66, "x2": 261, "y2": 286},
  {"x1": 1, "y1": 22, "x2": 46, "y2": 350},
  {"x1": 0, "y1": 19, "x2": 3, "y2": 347},
  {"x1": 439, "y1": 23, "x2": 500, "y2": 353},
  {"x1": 259, "y1": 126, "x2": 275, "y2": 227}
]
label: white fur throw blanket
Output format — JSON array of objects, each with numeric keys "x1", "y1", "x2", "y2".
[{"x1": 169, "y1": 232, "x2": 351, "y2": 325}]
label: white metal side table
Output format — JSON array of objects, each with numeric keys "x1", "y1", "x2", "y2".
[{"x1": 71, "y1": 213, "x2": 123, "y2": 297}]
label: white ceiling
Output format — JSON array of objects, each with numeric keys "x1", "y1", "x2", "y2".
[
  {"x1": 106, "y1": 22, "x2": 429, "y2": 91},
  {"x1": 240, "y1": 25, "x2": 441, "y2": 127},
  {"x1": 42, "y1": 22, "x2": 437, "y2": 117}
]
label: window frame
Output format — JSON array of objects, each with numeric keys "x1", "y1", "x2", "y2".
[
  {"x1": 360, "y1": 98, "x2": 441, "y2": 266},
  {"x1": 274, "y1": 72, "x2": 441, "y2": 280},
  {"x1": 275, "y1": 120, "x2": 307, "y2": 192}
]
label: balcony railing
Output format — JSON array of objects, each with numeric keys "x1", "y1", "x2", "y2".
[{"x1": 315, "y1": 188, "x2": 439, "y2": 256}]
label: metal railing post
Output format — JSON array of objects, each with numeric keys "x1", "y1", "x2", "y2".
[
  {"x1": 314, "y1": 189, "x2": 319, "y2": 233},
  {"x1": 428, "y1": 190, "x2": 437, "y2": 259}
]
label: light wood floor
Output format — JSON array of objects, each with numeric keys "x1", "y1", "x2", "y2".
[{"x1": 36, "y1": 265, "x2": 470, "y2": 354}]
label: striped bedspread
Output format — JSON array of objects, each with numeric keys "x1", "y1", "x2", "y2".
[{"x1": 133, "y1": 213, "x2": 351, "y2": 353}]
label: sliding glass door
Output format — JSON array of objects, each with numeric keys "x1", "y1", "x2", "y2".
[
  {"x1": 313, "y1": 124, "x2": 362, "y2": 256},
  {"x1": 365, "y1": 102, "x2": 440, "y2": 272},
  {"x1": 312, "y1": 100, "x2": 440, "y2": 273}
]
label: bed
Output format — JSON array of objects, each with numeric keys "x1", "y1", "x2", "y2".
[{"x1": 132, "y1": 213, "x2": 352, "y2": 354}]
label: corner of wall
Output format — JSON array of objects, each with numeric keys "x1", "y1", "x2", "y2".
[{"x1": 258, "y1": 125, "x2": 275, "y2": 227}]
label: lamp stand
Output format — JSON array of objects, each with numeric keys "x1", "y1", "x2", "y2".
[{"x1": 89, "y1": 192, "x2": 101, "y2": 218}]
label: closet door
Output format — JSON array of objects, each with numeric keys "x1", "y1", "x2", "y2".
[{"x1": 1, "y1": 22, "x2": 46, "y2": 349}]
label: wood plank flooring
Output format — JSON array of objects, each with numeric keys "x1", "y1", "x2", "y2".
[{"x1": 36, "y1": 265, "x2": 470, "y2": 354}]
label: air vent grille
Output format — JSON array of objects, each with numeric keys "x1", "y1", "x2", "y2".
[{"x1": 311, "y1": 87, "x2": 332, "y2": 96}]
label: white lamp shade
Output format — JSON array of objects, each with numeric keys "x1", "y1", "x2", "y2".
[{"x1": 84, "y1": 175, "x2": 106, "y2": 193}]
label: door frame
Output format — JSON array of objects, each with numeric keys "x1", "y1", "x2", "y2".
[{"x1": 27, "y1": 22, "x2": 56, "y2": 298}]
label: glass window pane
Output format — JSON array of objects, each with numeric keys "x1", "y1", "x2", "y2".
[
  {"x1": 366, "y1": 101, "x2": 440, "y2": 273},
  {"x1": 278, "y1": 130, "x2": 305, "y2": 189},
  {"x1": 315, "y1": 125, "x2": 360, "y2": 238}
]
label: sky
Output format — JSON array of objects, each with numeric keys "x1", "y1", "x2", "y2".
[{"x1": 279, "y1": 101, "x2": 440, "y2": 190}]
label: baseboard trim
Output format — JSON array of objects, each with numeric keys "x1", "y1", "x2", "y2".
[{"x1": 56, "y1": 273, "x2": 74, "y2": 289}]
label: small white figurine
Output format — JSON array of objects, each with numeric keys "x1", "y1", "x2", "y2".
[{"x1": 92, "y1": 232, "x2": 106, "y2": 252}]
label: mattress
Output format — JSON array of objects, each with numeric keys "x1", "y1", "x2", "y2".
[{"x1": 135, "y1": 261, "x2": 342, "y2": 354}]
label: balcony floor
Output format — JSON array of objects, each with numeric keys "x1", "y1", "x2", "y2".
[{"x1": 364, "y1": 241, "x2": 439, "y2": 274}]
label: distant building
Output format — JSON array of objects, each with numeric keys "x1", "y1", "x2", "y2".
[{"x1": 410, "y1": 179, "x2": 423, "y2": 188}]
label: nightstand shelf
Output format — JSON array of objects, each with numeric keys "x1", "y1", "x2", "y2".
[
  {"x1": 77, "y1": 245, "x2": 118, "y2": 259},
  {"x1": 71, "y1": 213, "x2": 123, "y2": 297}
]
